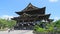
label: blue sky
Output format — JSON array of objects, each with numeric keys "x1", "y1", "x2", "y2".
[{"x1": 0, "y1": 0, "x2": 60, "y2": 21}]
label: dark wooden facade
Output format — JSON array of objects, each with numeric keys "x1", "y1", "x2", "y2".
[{"x1": 12, "y1": 3, "x2": 53, "y2": 30}]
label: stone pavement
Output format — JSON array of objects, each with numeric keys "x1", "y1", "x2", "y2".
[{"x1": 0, "y1": 30, "x2": 33, "y2": 34}]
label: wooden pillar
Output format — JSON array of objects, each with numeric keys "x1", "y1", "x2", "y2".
[{"x1": 22, "y1": 20, "x2": 24, "y2": 23}]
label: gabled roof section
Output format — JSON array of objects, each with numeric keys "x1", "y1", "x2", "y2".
[
  {"x1": 21, "y1": 3, "x2": 40, "y2": 12},
  {"x1": 16, "y1": 3, "x2": 46, "y2": 15}
]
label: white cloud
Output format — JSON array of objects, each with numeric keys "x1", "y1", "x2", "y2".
[
  {"x1": 54, "y1": 17, "x2": 60, "y2": 21},
  {"x1": 49, "y1": 0, "x2": 58, "y2": 2},
  {"x1": 0, "y1": 15, "x2": 14, "y2": 20}
]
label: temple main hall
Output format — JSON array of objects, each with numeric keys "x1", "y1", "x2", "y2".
[{"x1": 12, "y1": 3, "x2": 53, "y2": 30}]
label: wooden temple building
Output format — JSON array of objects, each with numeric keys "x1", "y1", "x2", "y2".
[{"x1": 12, "y1": 3, "x2": 53, "y2": 30}]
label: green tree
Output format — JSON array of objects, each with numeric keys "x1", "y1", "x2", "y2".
[
  {"x1": 54, "y1": 20, "x2": 60, "y2": 32},
  {"x1": 0, "y1": 18, "x2": 16, "y2": 29}
]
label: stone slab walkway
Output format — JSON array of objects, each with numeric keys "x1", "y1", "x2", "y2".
[{"x1": 0, "y1": 30, "x2": 33, "y2": 34}]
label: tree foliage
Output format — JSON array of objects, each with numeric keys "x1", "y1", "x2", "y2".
[
  {"x1": 34, "y1": 20, "x2": 60, "y2": 32},
  {"x1": 0, "y1": 18, "x2": 16, "y2": 29},
  {"x1": 53, "y1": 20, "x2": 60, "y2": 32}
]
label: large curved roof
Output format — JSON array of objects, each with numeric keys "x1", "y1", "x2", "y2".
[
  {"x1": 21, "y1": 3, "x2": 39, "y2": 11},
  {"x1": 16, "y1": 3, "x2": 46, "y2": 15}
]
